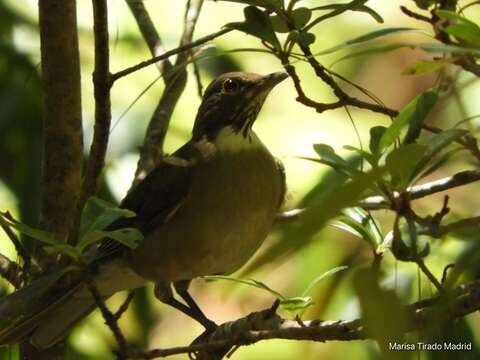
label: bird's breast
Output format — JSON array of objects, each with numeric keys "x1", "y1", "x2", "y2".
[{"x1": 131, "y1": 137, "x2": 283, "y2": 282}]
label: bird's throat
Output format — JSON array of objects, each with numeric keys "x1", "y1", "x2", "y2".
[{"x1": 213, "y1": 126, "x2": 264, "y2": 153}]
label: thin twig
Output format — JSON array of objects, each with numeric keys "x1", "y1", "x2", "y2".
[
  {"x1": 124, "y1": 279, "x2": 480, "y2": 359},
  {"x1": 114, "y1": 291, "x2": 136, "y2": 321},
  {"x1": 85, "y1": 276, "x2": 129, "y2": 357},
  {"x1": 111, "y1": 28, "x2": 232, "y2": 82},
  {"x1": 130, "y1": 0, "x2": 204, "y2": 186},
  {"x1": 78, "y1": 0, "x2": 112, "y2": 220},
  {"x1": 0, "y1": 253, "x2": 23, "y2": 289},
  {"x1": 276, "y1": 169, "x2": 480, "y2": 221},
  {"x1": 0, "y1": 211, "x2": 30, "y2": 269}
]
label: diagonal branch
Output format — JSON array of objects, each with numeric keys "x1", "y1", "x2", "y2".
[
  {"x1": 129, "y1": 0, "x2": 205, "y2": 186},
  {"x1": 276, "y1": 169, "x2": 480, "y2": 221}
]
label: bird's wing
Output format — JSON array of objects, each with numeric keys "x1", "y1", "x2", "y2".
[
  {"x1": 275, "y1": 156, "x2": 287, "y2": 209},
  {"x1": 93, "y1": 142, "x2": 199, "y2": 262}
]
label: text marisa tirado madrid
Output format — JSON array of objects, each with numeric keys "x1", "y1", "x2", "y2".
[{"x1": 389, "y1": 342, "x2": 472, "y2": 351}]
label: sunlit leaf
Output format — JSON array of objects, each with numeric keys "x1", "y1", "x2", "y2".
[
  {"x1": 302, "y1": 266, "x2": 349, "y2": 295},
  {"x1": 305, "y1": 0, "x2": 369, "y2": 31},
  {"x1": 203, "y1": 275, "x2": 285, "y2": 299},
  {"x1": 414, "y1": 129, "x2": 468, "y2": 176},
  {"x1": 314, "y1": 27, "x2": 424, "y2": 57},
  {"x1": 216, "y1": 0, "x2": 284, "y2": 11},
  {"x1": 0, "y1": 213, "x2": 60, "y2": 246},
  {"x1": 224, "y1": 6, "x2": 281, "y2": 50},
  {"x1": 79, "y1": 196, "x2": 136, "y2": 240},
  {"x1": 385, "y1": 144, "x2": 429, "y2": 188},
  {"x1": 401, "y1": 59, "x2": 452, "y2": 76},
  {"x1": 312, "y1": 3, "x2": 383, "y2": 23},
  {"x1": 279, "y1": 296, "x2": 314, "y2": 312},
  {"x1": 313, "y1": 144, "x2": 360, "y2": 176},
  {"x1": 377, "y1": 90, "x2": 438, "y2": 153}
]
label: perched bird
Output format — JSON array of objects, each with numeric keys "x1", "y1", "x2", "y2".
[{"x1": 0, "y1": 71, "x2": 288, "y2": 348}]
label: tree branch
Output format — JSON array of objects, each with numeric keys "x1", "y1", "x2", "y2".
[
  {"x1": 276, "y1": 169, "x2": 480, "y2": 221},
  {"x1": 130, "y1": 0, "x2": 205, "y2": 186},
  {"x1": 38, "y1": 0, "x2": 83, "y2": 248},
  {"x1": 121, "y1": 279, "x2": 480, "y2": 359},
  {"x1": 0, "y1": 253, "x2": 23, "y2": 289},
  {"x1": 78, "y1": 0, "x2": 112, "y2": 216},
  {"x1": 111, "y1": 28, "x2": 232, "y2": 82}
]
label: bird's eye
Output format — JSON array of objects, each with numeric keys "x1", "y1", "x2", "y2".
[{"x1": 222, "y1": 78, "x2": 240, "y2": 94}]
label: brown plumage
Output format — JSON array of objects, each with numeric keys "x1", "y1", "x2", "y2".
[{"x1": 0, "y1": 71, "x2": 288, "y2": 348}]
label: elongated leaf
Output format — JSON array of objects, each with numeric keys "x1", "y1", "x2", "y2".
[
  {"x1": 385, "y1": 144, "x2": 429, "y2": 188},
  {"x1": 369, "y1": 126, "x2": 387, "y2": 155},
  {"x1": 314, "y1": 27, "x2": 424, "y2": 57},
  {"x1": 313, "y1": 144, "x2": 360, "y2": 176},
  {"x1": 279, "y1": 296, "x2": 314, "y2": 312},
  {"x1": 302, "y1": 266, "x2": 348, "y2": 295},
  {"x1": 79, "y1": 196, "x2": 136, "y2": 240},
  {"x1": 436, "y1": 9, "x2": 479, "y2": 29},
  {"x1": 401, "y1": 59, "x2": 452, "y2": 76},
  {"x1": 0, "y1": 213, "x2": 60, "y2": 246},
  {"x1": 216, "y1": 0, "x2": 283, "y2": 11},
  {"x1": 414, "y1": 129, "x2": 468, "y2": 176},
  {"x1": 305, "y1": 0, "x2": 368, "y2": 31},
  {"x1": 87, "y1": 228, "x2": 143, "y2": 251},
  {"x1": 377, "y1": 90, "x2": 438, "y2": 153},
  {"x1": 225, "y1": 6, "x2": 281, "y2": 50},
  {"x1": 312, "y1": 3, "x2": 383, "y2": 23},
  {"x1": 203, "y1": 275, "x2": 285, "y2": 299},
  {"x1": 44, "y1": 244, "x2": 80, "y2": 260},
  {"x1": 444, "y1": 24, "x2": 480, "y2": 48}
]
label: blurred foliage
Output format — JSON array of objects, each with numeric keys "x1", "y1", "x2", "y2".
[{"x1": 2, "y1": 0, "x2": 480, "y2": 359}]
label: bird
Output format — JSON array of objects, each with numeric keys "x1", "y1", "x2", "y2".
[{"x1": 0, "y1": 71, "x2": 288, "y2": 349}]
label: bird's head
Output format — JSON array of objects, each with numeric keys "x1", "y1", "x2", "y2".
[{"x1": 192, "y1": 71, "x2": 288, "y2": 140}]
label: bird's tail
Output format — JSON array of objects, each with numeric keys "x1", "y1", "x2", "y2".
[{"x1": 0, "y1": 270, "x2": 98, "y2": 349}]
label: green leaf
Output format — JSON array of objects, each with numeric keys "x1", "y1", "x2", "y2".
[
  {"x1": 313, "y1": 144, "x2": 360, "y2": 176},
  {"x1": 302, "y1": 266, "x2": 348, "y2": 295},
  {"x1": 444, "y1": 24, "x2": 480, "y2": 48},
  {"x1": 0, "y1": 213, "x2": 60, "y2": 246},
  {"x1": 401, "y1": 59, "x2": 452, "y2": 76},
  {"x1": 414, "y1": 129, "x2": 468, "y2": 176},
  {"x1": 377, "y1": 90, "x2": 438, "y2": 153},
  {"x1": 290, "y1": 7, "x2": 311, "y2": 29},
  {"x1": 385, "y1": 144, "x2": 429, "y2": 188},
  {"x1": 44, "y1": 244, "x2": 81, "y2": 260},
  {"x1": 354, "y1": 268, "x2": 410, "y2": 355},
  {"x1": 216, "y1": 0, "x2": 284, "y2": 11},
  {"x1": 343, "y1": 145, "x2": 377, "y2": 165},
  {"x1": 203, "y1": 275, "x2": 285, "y2": 299},
  {"x1": 82, "y1": 228, "x2": 143, "y2": 251},
  {"x1": 369, "y1": 126, "x2": 387, "y2": 155},
  {"x1": 436, "y1": 10, "x2": 479, "y2": 29},
  {"x1": 312, "y1": 3, "x2": 383, "y2": 23},
  {"x1": 279, "y1": 296, "x2": 314, "y2": 312},
  {"x1": 79, "y1": 196, "x2": 136, "y2": 240},
  {"x1": 224, "y1": 6, "x2": 281, "y2": 50},
  {"x1": 413, "y1": 0, "x2": 436, "y2": 9},
  {"x1": 314, "y1": 27, "x2": 424, "y2": 57},
  {"x1": 332, "y1": 207, "x2": 383, "y2": 249},
  {"x1": 305, "y1": 0, "x2": 369, "y2": 31}
]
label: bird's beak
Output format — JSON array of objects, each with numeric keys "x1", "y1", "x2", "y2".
[
  {"x1": 256, "y1": 72, "x2": 289, "y2": 93},
  {"x1": 255, "y1": 71, "x2": 288, "y2": 95}
]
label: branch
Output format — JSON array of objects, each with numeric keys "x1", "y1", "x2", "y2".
[
  {"x1": 78, "y1": 0, "x2": 112, "y2": 216},
  {"x1": 111, "y1": 28, "x2": 232, "y2": 82},
  {"x1": 38, "y1": 0, "x2": 83, "y2": 250},
  {"x1": 130, "y1": 0, "x2": 205, "y2": 186},
  {"x1": 125, "y1": 0, "x2": 173, "y2": 75},
  {"x1": 276, "y1": 169, "x2": 480, "y2": 221},
  {"x1": 0, "y1": 253, "x2": 23, "y2": 289},
  {"x1": 123, "y1": 279, "x2": 480, "y2": 359},
  {"x1": 361, "y1": 170, "x2": 480, "y2": 210}
]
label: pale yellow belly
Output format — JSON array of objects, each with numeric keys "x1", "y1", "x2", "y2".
[{"x1": 130, "y1": 149, "x2": 282, "y2": 282}]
